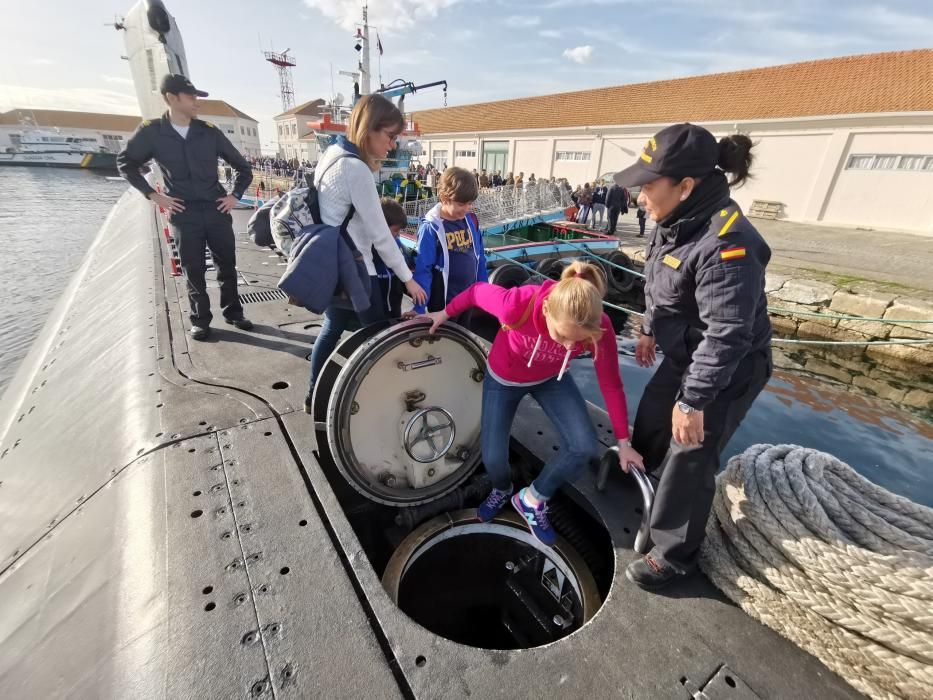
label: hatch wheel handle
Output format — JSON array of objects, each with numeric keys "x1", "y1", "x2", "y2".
[
  {"x1": 596, "y1": 446, "x2": 655, "y2": 554},
  {"x1": 403, "y1": 406, "x2": 456, "y2": 463}
]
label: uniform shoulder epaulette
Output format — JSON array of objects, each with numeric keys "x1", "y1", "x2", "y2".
[
  {"x1": 203, "y1": 120, "x2": 215, "y2": 128},
  {"x1": 141, "y1": 119, "x2": 152, "y2": 127},
  {"x1": 713, "y1": 206, "x2": 742, "y2": 238}
]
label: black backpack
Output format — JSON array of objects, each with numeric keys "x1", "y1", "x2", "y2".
[{"x1": 246, "y1": 196, "x2": 280, "y2": 247}]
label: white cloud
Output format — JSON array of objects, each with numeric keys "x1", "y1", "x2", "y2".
[
  {"x1": 503, "y1": 15, "x2": 541, "y2": 28},
  {"x1": 386, "y1": 48, "x2": 434, "y2": 67},
  {"x1": 853, "y1": 5, "x2": 933, "y2": 41},
  {"x1": 302, "y1": 0, "x2": 462, "y2": 32},
  {"x1": 580, "y1": 27, "x2": 617, "y2": 42},
  {"x1": 0, "y1": 85, "x2": 140, "y2": 115},
  {"x1": 543, "y1": 0, "x2": 637, "y2": 7},
  {"x1": 539, "y1": 29, "x2": 562, "y2": 38},
  {"x1": 101, "y1": 75, "x2": 135, "y2": 87},
  {"x1": 562, "y1": 45, "x2": 594, "y2": 64}
]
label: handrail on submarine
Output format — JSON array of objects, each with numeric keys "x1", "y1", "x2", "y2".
[{"x1": 595, "y1": 446, "x2": 655, "y2": 554}]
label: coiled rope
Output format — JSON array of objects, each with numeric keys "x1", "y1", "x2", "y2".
[{"x1": 700, "y1": 444, "x2": 933, "y2": 699}]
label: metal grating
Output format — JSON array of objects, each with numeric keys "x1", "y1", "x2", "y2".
[{"x1": 238, "y1": 288, "x2": 289, "y2": 305}]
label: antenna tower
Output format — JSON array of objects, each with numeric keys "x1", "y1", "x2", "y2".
[{"x1": 264, "y1": 49, "x2": 297, "y2": 112}]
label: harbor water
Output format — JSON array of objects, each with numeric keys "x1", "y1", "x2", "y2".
[
  {"x1": 0, "y1": 168, "x2": 929, "y2": 507},
  {"x1": 0, "y1": 168, "x2": 125, "y2": 393}
]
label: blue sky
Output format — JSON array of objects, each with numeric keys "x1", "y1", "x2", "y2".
[{"x1": 0, "y1": 0, "x2": 930, "y2": 149}]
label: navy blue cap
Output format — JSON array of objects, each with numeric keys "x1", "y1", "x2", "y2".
[
  {"x1": 614, "y1": 123, "x2": 717, "y2": 187},
  {"x1": 159, "y1": 74, "x2": 208, "y2": 97}
]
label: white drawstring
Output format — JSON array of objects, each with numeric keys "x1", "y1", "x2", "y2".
[
  {"x1": 557, "y1": 347, "x2": 572, "y2": 382},
  {"x1": 527, "y1": 334, "x2": 542, "y2": 368}
]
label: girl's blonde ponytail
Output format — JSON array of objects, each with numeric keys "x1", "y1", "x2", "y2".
[{"x1": 545, "y1": 261, "x2": 607, "y2": 351}]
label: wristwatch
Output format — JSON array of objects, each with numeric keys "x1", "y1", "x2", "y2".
[{"x1": 677, "y1": 401, "x2": 696, "y2": 415}]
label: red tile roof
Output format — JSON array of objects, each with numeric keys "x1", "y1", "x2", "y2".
[
  {"x1": 274, "y1": 99, "x2": 327, "y2": 119},
  {"x1": 0, "y1": 109, "x2": 141, "y2": 132},
  {"x1": 0, "y1": 100, "x2": 258, "y2": 132},
  {"x1": 413, "y1": 50, "x2": 933, "y2": 134}
]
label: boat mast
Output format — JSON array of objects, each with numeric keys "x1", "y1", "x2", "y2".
[{"x1": 360, "y1": 4, "x2": 371, "y2": 96}]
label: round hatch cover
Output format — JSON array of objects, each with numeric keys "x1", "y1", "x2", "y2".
[{"x1": 320, "y1": 320, "x2": 487, "y2": 506}]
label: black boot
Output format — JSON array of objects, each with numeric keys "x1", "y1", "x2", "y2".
[
  {"x1": 190, "y1": 325, "x2": 211, "y2": 341},
  {"x1": 225, "y1": 316, "x2": 254, "y2": 331},
  {"x1": 625, "y1": 549, "x2": 692, "y2": 590}
]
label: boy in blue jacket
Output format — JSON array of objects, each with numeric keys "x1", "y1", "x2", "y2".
[
  {"x1": 375, "y1": 197, "x2": 414, "y2": 318},
  {"x1": 412, "y1": 167, "x2": 488, "y2": 319}
]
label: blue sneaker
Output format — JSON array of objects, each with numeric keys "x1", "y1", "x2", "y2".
[
  {"x1": 477, "y1": 487, "x2": 513, "y2": 522},
  {"x1": 511, "y1": 489, "x2": 556, "y2": 546}
]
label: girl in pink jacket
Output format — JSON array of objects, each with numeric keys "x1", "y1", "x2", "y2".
[{"x1": 425, "y1": 261, "x2": 643, "y2": 545}]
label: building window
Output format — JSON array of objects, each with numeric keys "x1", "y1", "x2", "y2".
[
  {"x1": 432, "y1": 149, "x2": 449, "y2": 170},
  {"x1": 845, "y1": 154, "x2": 874, "y2": 170},
  {"x1": 455, "y1": 149, "x2": 476, "y2": 158},
  {"x1": 846, "y1": 153, "x2": 933, "y2": 171},
  {"x1": 898, "y1": 155, "x2": 925, "y2": 171},
  {"x1": 277, "y1": 124, "x2": 282, "y2": 136},
  {"x1": 555, "y1": 151, "x2": 591, "y2": 161},
  {"x1": 872, "y1": 154, "x2": 898, "y2": 170}
]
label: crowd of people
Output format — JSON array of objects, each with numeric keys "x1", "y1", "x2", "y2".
[
  {"x1": 232, "y1": 155, "x2": 652, "y2": 239},
  {"x1": 455, "y1": 169, "x2": 650, "y2": 237},
  {"x1": 247, "y1": 155, "x2": 315, "y2": 178}
]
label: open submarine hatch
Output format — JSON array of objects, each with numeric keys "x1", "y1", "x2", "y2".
[{"x1": 311, "y1": 320, "x2": 612, "y2": 650}]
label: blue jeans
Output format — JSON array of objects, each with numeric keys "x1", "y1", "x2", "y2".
[
  {"x1": 307, "y1": 275, "x2": 386, "y2": 395},
  {"x1": 481, "y1": 372, "x2": 599, "y2": 499}
]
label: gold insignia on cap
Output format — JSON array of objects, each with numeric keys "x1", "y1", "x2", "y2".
[
  {"x1": 640, "y1": 136, "x2": 658, "y2": 164},
  {"x1": 720, "y1": 209, "x2": 727, "y2": 217}
]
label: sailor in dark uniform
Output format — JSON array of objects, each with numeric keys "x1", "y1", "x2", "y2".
[
  {"x1": 117, "y1": 74, "x2": 253, "y2": 340},
  {"x1": 613, "y1": 123, "x2": 773, "y2": 589}
]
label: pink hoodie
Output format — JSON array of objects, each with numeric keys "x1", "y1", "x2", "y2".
[{"x1": 446, "y1": 280, "x2": 630, "y2": 439}]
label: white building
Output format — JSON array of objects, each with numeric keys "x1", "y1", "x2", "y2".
[
  {"x1": 274, "y1": 99, "x2": 326, "y2": 162},
  {"x1": 0, "y1": 99, "x2": 261, "y2": 157},
  {"x1": 414, "y1": 49, "x2": 933, "y2": 235},
  {"x1": 196, "y1": 100, "x2": 261, "y2": 157}
]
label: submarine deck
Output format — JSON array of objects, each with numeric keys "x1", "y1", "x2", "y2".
[{"x1": 0, "y1": 194, "x2": 862, "y2": 699}]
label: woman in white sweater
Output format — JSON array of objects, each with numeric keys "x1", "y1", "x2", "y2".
[{"x1": 305, "y1": 95, "x2": 426, "y2": 411}]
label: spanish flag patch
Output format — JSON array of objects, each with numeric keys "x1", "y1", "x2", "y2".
[{"x1": 720, "y1": 247, "x2": 746, "y2": 261}]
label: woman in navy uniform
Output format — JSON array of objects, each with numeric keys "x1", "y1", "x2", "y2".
[
  {"x1": 613, "y1": 123, "x2": 773, "y2": 589},
  {"x1": 118, "y1": 74, "x2": 253, "y2": 341}
]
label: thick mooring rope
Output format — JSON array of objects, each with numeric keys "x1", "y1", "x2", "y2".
[{"x1": 700, "y1": 444, "x2": 933, "y2": 700}]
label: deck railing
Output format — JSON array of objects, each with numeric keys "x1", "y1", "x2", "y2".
[{"x1": 403, "y1": 182, "x2": 573, "y2": 226}]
